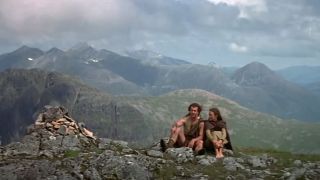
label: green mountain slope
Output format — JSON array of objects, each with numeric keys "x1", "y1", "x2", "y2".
[
  {"x1": 1, "y1": 69, "x2": 319, "y2": 154},
  {"x1": 117, "y1": 89, "x2": 320, "y2": 154},
  {"x1": 0, "y1": 69, "x2": 150, "y2": 145}
]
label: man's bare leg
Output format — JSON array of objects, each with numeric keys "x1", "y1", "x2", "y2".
[
  {"x1": 194, "y1": 140, "x2": 202, "y2": 151},
  {"x1": 161, "y1": 126, "x2": 185, "y2": 151},
  {"x1": 194, "y1": 140, "x2": 205, "y2": 155},
  {"x1": 172, "y1": 127, "x2": 186, "y2": 147}
]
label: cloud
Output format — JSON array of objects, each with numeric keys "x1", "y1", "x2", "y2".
[
  {"x1": 0, "y1": 0, "x2": 320, "y2": 68},
  {"x1": 229, "y1": 42, "x2": 248, "y2": 53},
  {"x1": 206, "y1": 0, "x2": 267, "y2": 19}
]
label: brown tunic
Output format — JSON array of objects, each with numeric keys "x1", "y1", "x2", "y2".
[
  {"x1": 204, "y1": 120, "x2": 233, "y2": 150},
  {"x1": 183, "y1": 116, "x2": 201, "y2": 140}
]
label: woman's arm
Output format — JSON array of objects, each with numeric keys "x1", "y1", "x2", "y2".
[
  {"x1": 220, "y1": 128, "x2": 227, "y2": 140},
  {"x1": 206, "y1": 129, "x2": 214, "y2": 141}
]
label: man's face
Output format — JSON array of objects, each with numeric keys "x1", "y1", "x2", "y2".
[{"x1": 189, "y1": 106, "x2": 199, "y2": 119}]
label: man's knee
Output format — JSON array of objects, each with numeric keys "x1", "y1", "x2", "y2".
[
  {"x1": 171, "y1": 126, "x2": 181, "y2": 132},
  {"x1": 170, "y1": 127, "x2": 177, "y2": 134},
  {"x1": 196, "y1": 140, "x2": 203, "y2": 148}
]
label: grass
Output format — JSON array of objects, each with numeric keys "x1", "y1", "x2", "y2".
[
  {"x1": 233, "y1": 146, "x2": 320, "y2": 178},
  {"x1": 237, "y1": 147, "x2": 320, "y2": 161},
  {"x1": 64, "y1": 150, "x2": 81, "y2": 158},
  {"x1": 172, "y1": 147, "x2": 320, "y2": 179}
]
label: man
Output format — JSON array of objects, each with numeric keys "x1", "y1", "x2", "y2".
[{"x1": 160, "y1": 103, "x2": 205, "y2": 155}]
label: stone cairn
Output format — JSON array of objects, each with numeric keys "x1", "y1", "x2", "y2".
[{"x1": 33, "y1": 105, "x2": 95, "y2": 139}]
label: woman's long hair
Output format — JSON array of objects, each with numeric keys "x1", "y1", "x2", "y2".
[{"x1": 209, "y1": 107, "x2": 223, "y2": 121}]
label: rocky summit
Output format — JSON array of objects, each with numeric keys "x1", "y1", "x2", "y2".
[{"x1": 1, "y1": 107, "x2": 320, "y2": 180}]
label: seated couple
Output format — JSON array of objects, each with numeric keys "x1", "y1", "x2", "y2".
[{"x1": 160, "y1": 103, "x2": 233, "y2": 158}]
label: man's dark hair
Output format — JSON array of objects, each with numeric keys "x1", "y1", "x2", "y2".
[{"x1": 188, "y1": 103, "x2": 202, "y2": 113}]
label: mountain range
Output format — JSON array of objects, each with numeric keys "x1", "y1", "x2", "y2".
[
  {"x1": 0, "y1": 69, "x2": 320, "y2": 154},
  {"x1": 1, "y1": 44, "x2": 319, "y2": 122},
  {"x1": 0, "y1": 69, "x2": 151, "y2": 145},
  {"x1": 277, "y1": 65, "x2": 320, "y2": 97}
]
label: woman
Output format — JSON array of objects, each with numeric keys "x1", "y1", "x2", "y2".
[{"x1": 205, "y1": 107, "x2": 232, "y2": 158}]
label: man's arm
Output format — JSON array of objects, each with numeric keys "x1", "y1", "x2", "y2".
[{"x1": 173, "y1": 118, "x2": 186, "y2": 128}]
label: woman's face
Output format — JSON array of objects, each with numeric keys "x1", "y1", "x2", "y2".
[{"x1": 208, "y1": 111, "x2": 217, "y2": 121}]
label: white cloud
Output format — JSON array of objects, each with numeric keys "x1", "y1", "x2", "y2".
[
  {"x1": 229, "y1": 42, "x2": 248, "y2": 53},
  {"x1": 0, "y1": 0, "x2": 320, "y2": 68},
  {"x1": 206, "y1": 0, "x2": 267, "y2": 19},
  {"x1": 0, "y1": 0, "x2": 137, "y2": 36}
]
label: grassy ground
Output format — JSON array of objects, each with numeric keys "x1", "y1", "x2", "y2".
[{"x1": 154, "y1": 147, "x2": 320, "y2": 179}]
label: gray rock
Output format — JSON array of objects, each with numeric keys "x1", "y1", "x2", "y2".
[
  {"x1": 249, "y1": 156, "x2": 267, "y2": 168},
  {"x1": 112, "y1": 140, "x2": 129, "y2": 148},
  {"x1": 39, "y1": 150, "x2": 54, "y2": 159},
  {"x1": 236, "y1": 157, "x2": 245, "y2": 163},
  {"x1": 45, "y1": 176, "x2": 58, "y2": 180},
  {"x1": 165, "y1": 147, "x2": 194, "y2": 163},
  {"x1": 283, "y1": 171, "x2": 291, "y2": 177},
  {"x1": 247, "y1": 155, "x2": 276, "y2": 168},
  {"x1": 289, "y1": 168, "x2": 306, "y2": 179},
  {"x1": 84, "y1": 167, "x2": 101, "y2": 180},
  {"x1": 196, "y1": 155, "x2": 216, "y2": 165},
  {"x1": 4, "y1": 135, "x2": 40, "y2": 156},
  {"x1": 57, "y1": 125, "x2": 68, "y2": 135},
  {"x1": 122, "y1": 147, "x2": 135, "y2": 154},
  {"x1": 303, "y1": 162, "x2": 316, "y2": 169},
  {"x1": 226, "y1": 175, "x2": 236, "y2": 180},
  {"x1": 56, "y1": 171, "x2": 78, "y2": 180},
  {"x1": 191, "y1": 173, "x2": 209, "y2": 180},
  {"x1": 98, "y1": 138, "x2": 112, "y2": 149},
  {"x1": 42, "y1": 105, "x2": 68, "y2": 122},
  {"x1": 147, "y1": 150, "x2": 163, "y2": 158},
  {"x1": 0, "y1": 164, "x2": 18, "y2": 180},
  {"x1": 223, "y1": 157, "x2": 245, "y2": 171},
  {"x1": 304, "y1": 169, "x2": 317, "y2": 179},
  {"x1": 293, "y1": 160, "x2": 302, "y2": 167},
  {"x1": 40, "y1": 135, "x2": 63, "y2": 154},
  {"x1": 224, "y1": 149, "x2": 234, "y2": 156},
  {"x1": 61, "y1": 135, "x2": 81, "y2": 151},
  {"x1": 198, "y1": 159, "x2": 211, "y2": 166},
  {"x1": 94, "y1": 152, "x2": 152, "y2": 180}
]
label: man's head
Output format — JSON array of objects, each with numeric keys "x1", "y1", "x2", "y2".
[{"x1": 188, "y1": 103, "x2": 202, "y2": 119}]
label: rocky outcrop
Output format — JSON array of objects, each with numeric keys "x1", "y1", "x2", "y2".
[{"x1": 0, "y1": 106, "x2": 320, "y2": 179}]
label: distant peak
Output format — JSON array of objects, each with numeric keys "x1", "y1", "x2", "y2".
[
  {"x1": 245, "y1": 61, "x2": 269, "y2": 68},
  {"x1": 239, "y1": 62, "x2": 273, "y2": 74},
  {"x1": 46, "y1": 47, "x2": 64, "y2": 54},
  {"x1": 126, "y1": 49, "x2": 191, "y2": 65},
  {"x1": 18, "y1": 45, "x2": 31, "y2": 50},
  {"x1": 15, "y1": 45, "x2": 33, "y2": 52},
  {"x1": 126, "y1": 49, "x2": 163, "y2": 58},
  {"x1": 13, "y1": 45, "x2": 44, "y2": 55},
  {"x1": 232, "y1": 61, "x2": 278, "y2": 86},
  {"x1": 69, "y1": 42, "x2": 92, "y2": 51}
]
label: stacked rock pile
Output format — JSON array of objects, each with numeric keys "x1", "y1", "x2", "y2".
[{"x1": 33, "y1": 105, "x2": 95, "y2": 139}]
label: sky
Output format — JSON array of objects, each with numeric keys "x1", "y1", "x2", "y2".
[{"x1": 1, "y1": 0, "x2": 320, "y2": 69}]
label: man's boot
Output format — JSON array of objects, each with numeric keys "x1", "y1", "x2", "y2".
[
  {"x1": 160, "y1": 139, "x2": 175, "y2": 152},
  {"x1": 167, "y1": 139, "x2": 175, "y2": 148},
  {"x1": 160, "y1": 139, "x2": 167, "y2": 152}
]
